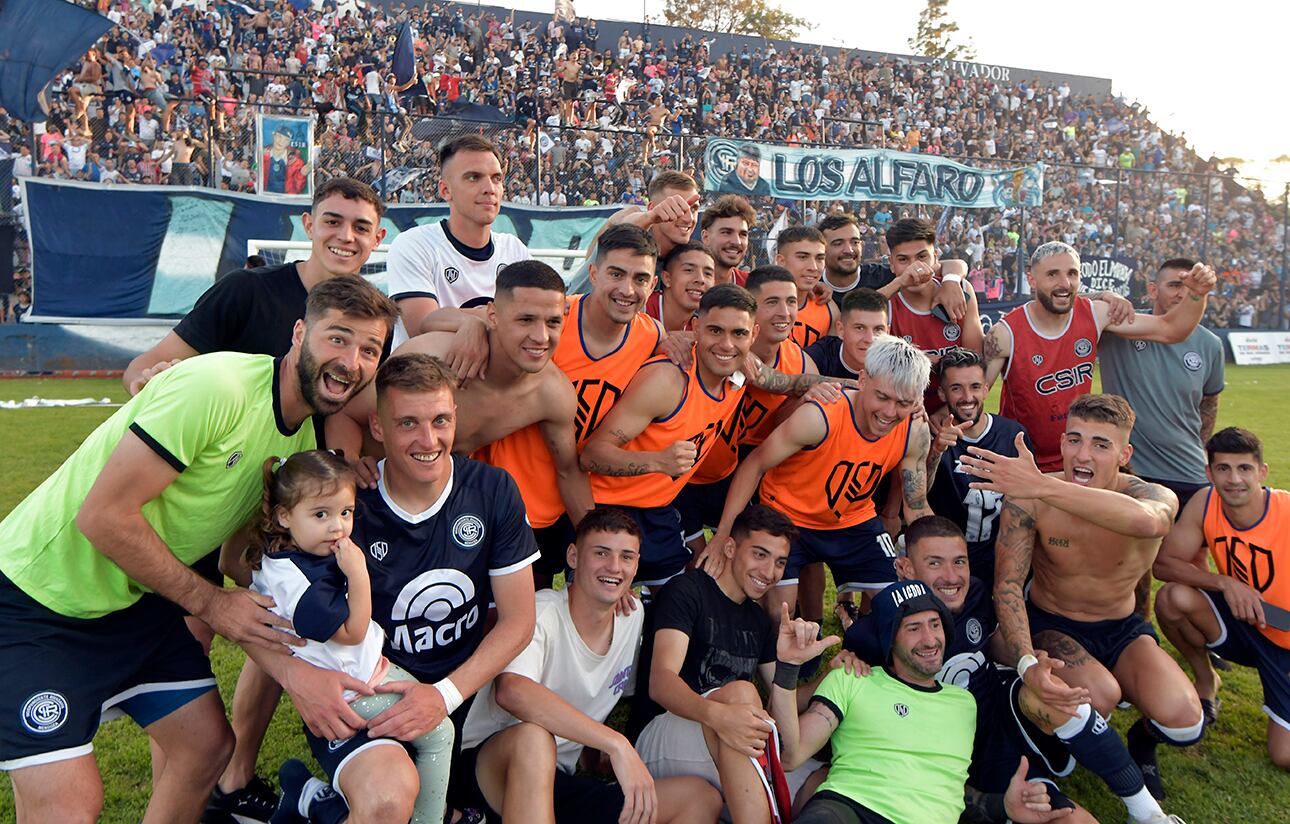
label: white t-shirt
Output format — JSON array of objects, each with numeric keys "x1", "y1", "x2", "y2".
[
  {"x1": 461, "y1": 587, "x2": 643, "y2": 773},
  {"x1": 386, "y1": 220, "x2": 530, "y2": 347}
]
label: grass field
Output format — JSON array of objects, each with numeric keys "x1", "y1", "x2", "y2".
[{"x1": 1, "y1": 368, "x2": 1289, "y2": 822}]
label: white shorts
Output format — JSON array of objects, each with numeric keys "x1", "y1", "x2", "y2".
[{"x1": 635, "y1": 709, "x2": 720, "y2": 789}]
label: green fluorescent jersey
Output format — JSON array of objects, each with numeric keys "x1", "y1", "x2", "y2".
[
  {"x1": 0, "y1": 353, "x2": 315, "y2": 618},
  {"x1": 813, "y1": 666, "x2": 976, "y2": 823}
]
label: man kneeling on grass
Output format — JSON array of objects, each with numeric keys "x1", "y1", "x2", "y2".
[{"x1": 458, "y1": 506, "x2": 721, "y2": 824}]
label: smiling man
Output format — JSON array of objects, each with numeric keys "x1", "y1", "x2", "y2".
[
  {"x1": 700, "y1": 195, "x2": 756, "y2": 286},
  {"x1": 647, "y1": 243, "x2": 717, "y2": 333},
  {"x1": 0, "y1": 277, "x2": 396, "y2": 823}
]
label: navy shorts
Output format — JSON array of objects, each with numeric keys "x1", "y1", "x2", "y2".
[
  {"x1": 673, "y1": 475, "x2": 735, "y2": 542},
  {"x1": 781, "y1": 518, "x2": 898, "y2": 592},
  {"x1": 458, "y1": 736, "x2": 627, "y2": 823},
  {"x1": 0, "y1": 571, "x2": 217, "y2": 770},
  {"x1": 1026, "y1": 599, "x2": 1158, "y2": 671},
  {"x1": 1202, "y1": 589, "x2": 1290, "y2": 731},
  {"x1": 533, "y1": 514, "x2": 576, "y2": 578},
  {"x1": 620, "y1": 505, "x2": 690, "y2": 588}
]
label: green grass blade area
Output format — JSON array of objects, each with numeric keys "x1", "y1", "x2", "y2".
[{"x1": 2, "y1": 367, "x2": 1289, "y2": 822}]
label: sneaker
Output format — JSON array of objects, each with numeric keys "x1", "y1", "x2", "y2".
[
  {"x1": 1129, "y1": 813, "x2": 1188, "y2": 824},
  {"x1": 206, "y1": 775, "x2": 279, "y2": 824},
  {"x1": 269, "y1": 760, "x2": 314, "y2": 824}
]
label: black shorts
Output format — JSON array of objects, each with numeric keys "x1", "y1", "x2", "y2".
[
  {"x1": 533, "y1": 514, "x2": 576, "y2": 578},
  {"x1": 673, "y1": 475, "x2": 735, "y2": 542},
  {"x1": 1201, "y1": 588, "x2": 1290, "y2": 731},
  {"x1": 1026, "y1": 599, "x2": 1158, "y2": 671},
  {"x1": 1141, "y1": 477, "x2": 1208, "y2": 516},
  {"x1": 782, "y1": 518, "x2": 898, "y2": 592},
  {"x1": 562, "y1": 81, "x2": 579, "y2": 100},
  {"x1": 619, "y1": 505, "x2": 689, "y2": 588},
  {"x1": 458, "y1": 736, "x2": 626, "y2": 823},
  {"x1": 797, "y1": 790, "x2": 892, "y2": 824},
  {"x1": 968, "y1": 668, "x2": 1075, "y2": 793},
  {"x1": 0, "y1": 571, "x2": 217, "y2": 770}
]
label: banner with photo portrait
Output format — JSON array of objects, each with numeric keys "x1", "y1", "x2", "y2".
[
  {"x1": 704, "y1": 139, "x2": 1044, "y2": 208},
  {"x1": 256, "y1": 113, "x2": 314, "y2": 196},
  {"x1": 1080, "y1": 255, "x2": 1138, "y2": 298}
]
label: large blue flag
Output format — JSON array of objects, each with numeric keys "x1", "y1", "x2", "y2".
[
  {"x1": 0, "y1": 0, "x2": 114, "y2": 122},
  {"x1": 392, "y1": 22, "x2": 415, "y2": 86}
]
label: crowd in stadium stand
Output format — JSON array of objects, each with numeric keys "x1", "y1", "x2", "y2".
[{"x1": 0, "y1": 0, "x2": 1284, "y2": 326}]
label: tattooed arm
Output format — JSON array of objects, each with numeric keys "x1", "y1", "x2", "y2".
[
  {"x1": 1199, "y1": 393, "x2": 1220, "y2": 445},
  {"x1": 767, "y1": 681, "x2": 840, "y2": 772},
  {"x1": 982, "y1": 320, "x2": 1012, "y2": 388},
  {"x1": 580, "y1": 362, "x2": 688, "y2": 477},
  {"x1": 961, "y1": 786, "x2": 1008, "y2": 824},
  {"x1": 749, "y1": 357, "x2": 858, "y2": 396},
  {"x1": 994, "y1": 499, "x2": 1038, "y2": 667},
  {"x1": 898, "y1": 417, "x2": 933, "y2": 524}
]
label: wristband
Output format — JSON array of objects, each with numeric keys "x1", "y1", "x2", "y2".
[
  {"x1": 773, "y1": 660, "x2": 802, "y2": 690},
  {"x1": 433, "y1": 677, "x2": 464, "y2": 714},
  {"x1": 1016, "y1": 654, "x2": 1039, "y2": 680},
  {"x1": 940, "y1": 273, "x2": 964, "y2": 285}
]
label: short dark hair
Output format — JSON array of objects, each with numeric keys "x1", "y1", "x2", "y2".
[
  {"x1": 1206, "y1": 427, "x2": 1264, "y2": 465},
  {"x1": 775, "y1": 225, "x2": 825, "y2": 251},
  {"x1": 904, "y1": 515, "x2": 966, "y2": 555},
  {"x1": 647, "y1": 170, "x2": 697, "y2": 200},
  {"x1": 701, "y1": 194, "x2": 756, "y2": 231},
  {"x1": 937, "y1": 347, "x2": 985, "y2": 378},
  {"x1": 1067, "y1": 394, "x2": 1135, "y2": 431},
  {"x1": 698, "y1": 282, "x2": 756, "y2": 316},
  {"x1": 376, "y1": 353, "x2": 455, "y2": 407},
  {"x1": 304, "y1": 276, "x2": 398, "y2": 332},
  {"x1": 574, "y1": 506, "x2": 643, "y2": 546},
  {"x1": 731, "y1": 503, "x2": 798, "y2": 545},
  {"x1": 885, "y1": 217, "x2": 936, "y2": 250},
  {"x1": 245, "y1": 254, "x2": 267, "y2": 268},
  {"x1": 595, "y1": 223, "x2": 658, "y2": 264},
  {"x1": 312, "y1": 176, "x2": 386, "y2": 217},
  {"x1": 840, "y1": 287, "x2": 889, "y2": 319},
  {"x1": 1157, "y1": 258, "x2": 1196, "y2": 279},
  {"x1": 745, "y1": 264, "x2": 795, "y2": 294},
  {"x1": 817, "y1": 213, "x2": 859, "y2": 234},
  {"x1": 438, "y1": 134, "x2": 503, "y2": 168},
  {"x1": 496, "y1": 260, "x2": 566, "y2": 298},
  {"x1": 662, "y1": 241, "x2": 713, "y2": 272}
]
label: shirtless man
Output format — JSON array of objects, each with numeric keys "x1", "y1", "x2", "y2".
[
  {"x1": 645, "y1": 95, "x2": 672, "y2": 157},
  {"x1": 330, "y1": 261, "x2": 593, "y2": 526},
  {"x1": 559, "y1": 56, "x2": 581, "y2": 124},
  {"x1": 961, "y1": 394, "x2": 1205, "y2": 801}
]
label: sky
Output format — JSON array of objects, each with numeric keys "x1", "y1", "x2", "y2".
[{"x1": 504, "y1": 0, "x2": 1290, "y2": 183}]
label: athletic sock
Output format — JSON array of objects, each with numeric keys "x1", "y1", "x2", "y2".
[
  {"x1": 271, "y1": 760, "x2": 326, "y2": 824},
  {"x1": 1127, "y1": 718, "x2": 1174, "y2": 800},
  {"x1": 1055, "y1": 705, "x2": 1163, "y2": 817},
  {"x1": 308, "y1": 787, "x2": 350, "y2": 824}
]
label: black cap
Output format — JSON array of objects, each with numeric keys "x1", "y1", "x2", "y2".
[{"x1": 873, "y1": 580, "x2": 954, "y2": 664}]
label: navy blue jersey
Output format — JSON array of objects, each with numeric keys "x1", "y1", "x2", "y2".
[
  {"x1": 351, "y1": 456, "x2": 539, "y2": 683},
  {"x1": 927, "y1": 415, "x2": 1031, "y2": 584},
  {"x1": 257, "y1": 550, "x2": 348, "y2": 643},
  {"x1": 843, "y1": 575, "x2": 997, "y2": 698},
  {"x1": 802, "y1": 337, "x2": 861, "y2": 382}
]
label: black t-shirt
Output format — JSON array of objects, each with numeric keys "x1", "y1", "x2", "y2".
[
  {"x1": 803, "y1": 337, "x2": 860, "y2": 381},
  {"x1": 172, "y1": 262, "x2": 306, "y2": 356},
  {"x1": 653, "y1": 570, "x2": 776, "y2": 695},
  {"x1": 829, "y1": 262, "x2": 896, "y2": 311}
]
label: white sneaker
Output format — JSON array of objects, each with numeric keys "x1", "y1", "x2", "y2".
[{"x1": 1129, "y1": 813, "x2": 1186, "y2": 824}]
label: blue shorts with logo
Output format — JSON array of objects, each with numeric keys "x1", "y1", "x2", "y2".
[
  {"x1": 0, "y1": 571, "x2": 217, "y2": 770},
  {"x1": 1202, "y1": 588, "x2": 1290, "y2": 731},
  {"x1": 781, "y1": 517, "x2": 898, "y2": 592}
]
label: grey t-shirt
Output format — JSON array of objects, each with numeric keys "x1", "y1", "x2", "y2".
[{"x1": 1099, "y1": 320, "x2": 1225, "y2": 484}]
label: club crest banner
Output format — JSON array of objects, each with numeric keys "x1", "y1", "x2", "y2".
[{"x1": 704, "y1": 139, "x2": 1043, "y2": 208}]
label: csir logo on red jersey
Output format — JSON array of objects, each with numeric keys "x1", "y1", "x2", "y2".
[{"x1": 1034, "y1": 361, "x2": 1094, "y2": 396}]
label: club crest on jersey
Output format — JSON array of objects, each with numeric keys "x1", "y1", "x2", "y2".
[
  {"x1": 226, "y1": 451, "x2": 242, "y2": 469},
  {"x1": 1184, "y1": 351, "x2": 1203, "y2": 371},
  {"x1": 369, "y1": 541, "x2": 389, "y2": 562},
  {"x1": 444, "y1": 266, "x2": 461, "y2": 284},
  {"x1": 1031, "y1": 354, "x2": 1044, "y2": 366},
  {"x1": 452, "y1": 514, "x2": 485, "y2": 548},
  {"x1": 893, "y1": 703, "x2": 909, "y2": 717},
  {"x1": 1074, "y1": 338, "x2": 1093, "y2": 358},
  {"x1": 21, "y1": 690, "x2": 69, "y2": 735},
  {"x1": 1133, "y1": 340, "x2": 1148, "y2": 352},
  {"x1": 944, "y1": 323, "x2": 962, "y2": 342},
  {"x1": 965, "y1": 617, "x2": 983, "y2": 645}
]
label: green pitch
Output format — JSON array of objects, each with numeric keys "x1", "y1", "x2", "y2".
[{"x1": 2, "y1": 367, "x2": 1288, "y2": 822}]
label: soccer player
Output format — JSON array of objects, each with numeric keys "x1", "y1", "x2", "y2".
[
  {"x1": 330, "y1": 261, "x2": 594, "y2": 528},
  {"x1": 963, "y1": 394, "x2": 1206, "y2": 800},
  {"x1": 926, "y1": 348, "x2": 1031, "y2": 586},
  {"x1": 804, "y1": 288, "x2": 889, "y2": 382},
  {"x1": 1099, "y1": 258, "x2": 1226, "y2": 509},
  {"x1": 701, "y1": 336, "x2": 934, "y2": 623},
  {"x1": 258, "y1": 354, "x2": 539, "y2": 824},
  {"x1": 646, "y1": 242, "x2": 717, "y2": 333},
  {"x1": 769, "y1": 580, "x2": 1067, "y2": 824},
  {"x1": 841, "y1": 517, "x2": 1179, "y2": 824},
  {"x1": 981, "y1": 242, "x2": 1215, "y2": 472},
  {"x1": 0, "y1": 277, "x2": 396, "y2": 823},
  {"x1": 385, "y1": 134, "x2": 530, "y2": 345},
  {"x1": 635, "y1": 505, "x2": 805, "y2": 824},
  {"x1": 775, "y1": 226, "x2": 836, "y2": 349},
  {"x1": 1155, "y1": 427, "x2": 1290, "y2": 770},
  {"x1": 700, "y1": 194, "x2": 755, "y2": 286},
  {"x1": 459, "y1": 507, "x2": 722, "y2": 824},
  {"x1": 884, "y1": 218, "x2": 983, "y2": 413}
]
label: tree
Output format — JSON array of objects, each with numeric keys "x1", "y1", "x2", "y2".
[
  {"x1": 662, "y1": 0, "x2": 807, "y2": 40},
  {"x1": 908, "y1": 0, "x2": 977, "y2": 61}
]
